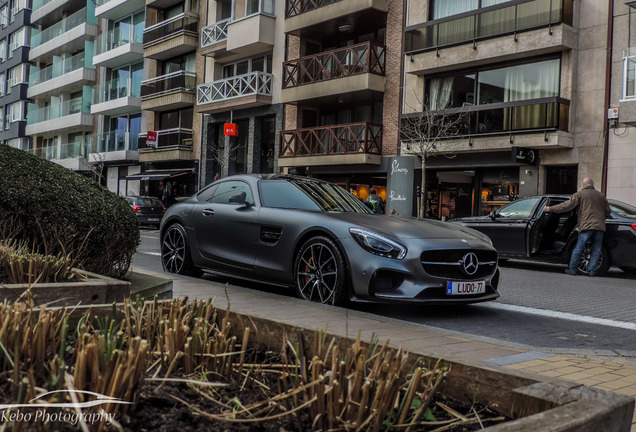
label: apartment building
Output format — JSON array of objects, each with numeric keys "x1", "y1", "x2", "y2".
[
  {"x1": 196, "y1": 0, "x2": 283, "y2": 185},
  {"x1": 403, "y1": 0, "x2": 610, "y2": 218},
  {"x1": 608, "y1": 1, "x2": 636, "y2": 205},
  {"x1": 136, "y1": 0, "x2": 199, "y2": 198},
  {"x1": 91, "y1": 0, "x2": 145, "y2": 195},
  {"x1": 277, "y1": 0, "x2": 405, "y2": 213},
  {"x1": 26, "y1": 0, "x2": 97, "y2": 171},
  {"x1": 0, "y1": 0, "x2": 31, "y2": 151}
]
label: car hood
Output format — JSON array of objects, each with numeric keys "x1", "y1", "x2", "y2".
[{"x1": 322, "y1": 213, "x2": 488, "y2": 242}]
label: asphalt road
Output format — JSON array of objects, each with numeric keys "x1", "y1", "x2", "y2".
[{"x1": 134, "y1": 228, "x2": 636, "y2": 356}]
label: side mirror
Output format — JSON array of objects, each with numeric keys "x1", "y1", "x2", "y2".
[
  {"x1": 229, "y1": 191, "x2": 247, "y2": 205},
  {"x1": 489, "y1": 210, "x2": 498, "y2": 220}
]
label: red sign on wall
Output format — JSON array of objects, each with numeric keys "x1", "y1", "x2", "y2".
[
  {"x1": 224, "y1": 123, "x2": 238, "y2": 136},
  {"x1": 147, "y1": 131, "x2": 158, "y2": 148}
]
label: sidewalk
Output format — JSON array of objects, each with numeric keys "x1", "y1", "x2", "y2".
[{"x1": 137, "y1": 267, "x2": 636, "y2": 431}]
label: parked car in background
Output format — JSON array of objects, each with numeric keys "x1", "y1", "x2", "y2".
[
  {"x1": 452, "y1": 196, "x2": 636, "y2": 275},
  {"x1": 125, "y1": 196, "x2": 165, "y2": 229},
  {"x1": 160, "y1": 175, "x2": 500, "y2": 306}
]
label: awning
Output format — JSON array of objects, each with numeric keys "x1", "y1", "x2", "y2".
[{"x1": 125, "y1": 169, "x2": 195, "y2": 181}]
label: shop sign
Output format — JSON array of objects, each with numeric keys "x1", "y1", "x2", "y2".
[
  {"x1": 147, "y1": 131, "x2": 158, "y2": 148},
  {"x1": 224, "y1": 123, "x2": 238, "y2": 136},
  {"x1": 511, "y1": 147, "x2": 536, "y2": 165}
]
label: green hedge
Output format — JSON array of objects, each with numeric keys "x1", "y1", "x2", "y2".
[{"x1": 0, "y1": 144, "x2": 139, "y2": 279}]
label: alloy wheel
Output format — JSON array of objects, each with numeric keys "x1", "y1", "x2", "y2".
[
  {"x1": 296, "y1": 243, "x2": 339, "y2": 304},
  {"x1": 577, "y1": 242, "x2": 602, "y2": 275},
  {"x1": 162, "y1": 226, "x2": 186, "y2": 274}
]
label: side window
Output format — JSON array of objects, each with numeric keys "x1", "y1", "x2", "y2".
[
  {"x1": 498, "y1": 198, "x2": 540, "y2": 219},
  {"x1": 196, "y1": 184, "x2": 218, "y2": 203},
  {"x1": 210, "y1": 181, "x2": 253, "y2": 205}
]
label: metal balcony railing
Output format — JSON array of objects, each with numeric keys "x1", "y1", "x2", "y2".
[
  {"x1": 280, "y1": 122, "x2": 382, "y2": 157},
  {"x1": 197, "y1": 71, "x2": 272, "y2": 105},
  {"x1": 97, "y1": 77, "x2": 140, "y2": 103},
  {"x1": 143, "y1": 13, "x2": 198, "y2": 45},
  {"x1": 402, "y1": 97, "x2": 570, "y2": 139},
  {"x1": 141, "y1": 71, "x2": 196, "y2": 98},
  {"x1": 29, "y1": 52, "x2": 88, "y2": 86},
  {"x1": 138, "y1": 128, "x2": 193, "y2": 150},
  {"x1": 27, "y1": 96, "x2": 92, "y2": 124},
  {"x1": 285, "y1": 0, "x2": 342, "y2": 18},
  {"x1": 201, "y1": 18, "x2": 231, "y2": 48},
  {"x1": 283, "y1": 42, "x2": 385, "y2": 89},
  {"x1": 94, "y1": 130, "x2": 139, "y2": 152},
  {"x1": 31, "y1": 8, "x2": 90, "y2": 48},
  {"x1": 405, "y1": 0, "x2": 574, "y2": 53}
]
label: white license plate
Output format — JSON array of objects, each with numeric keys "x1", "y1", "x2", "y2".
[
  {"x1": 148, "y1": 218, "x2": 160, "y2": 222},
  {"x1": 446, "y1": 281, "x2": 485, "y2": 295}
]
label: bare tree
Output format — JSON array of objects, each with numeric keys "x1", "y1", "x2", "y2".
[
  {"x1": 400, "y1": 97, "x2": 470, "y2": 218},
  {"x1": 207, "y1": 135, "x2": 244, "y2": 178}
]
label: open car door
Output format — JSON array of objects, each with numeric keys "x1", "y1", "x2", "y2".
[{"x1": 528, "y1": 197, "x2": 573, "y2": 255}]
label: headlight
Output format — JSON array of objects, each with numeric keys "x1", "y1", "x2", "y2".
[{"x1": 349, "y1": 228, "x2": 407, "y2": 260}]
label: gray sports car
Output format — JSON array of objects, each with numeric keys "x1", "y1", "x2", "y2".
[{"x1": 160, "y1": 175, "x2": 500, "y2": 305}]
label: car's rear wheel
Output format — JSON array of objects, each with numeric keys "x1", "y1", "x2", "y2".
[
  {"x1": 619, "y1": 266, "x2": 636, "y2": 274},
  {"x1": 294, "y1": 236, "x2": 347, "y2": 306},
  {"x1": 161, "y1": 223, "x2": 202, "y2": 277},
  {"x1": 572, "y1": 243, "x2": 610, "y2": 276}
]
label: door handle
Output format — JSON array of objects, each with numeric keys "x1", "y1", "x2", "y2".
[{"x1": 202, "y1": 208, "x2": 215, "y2": 216}]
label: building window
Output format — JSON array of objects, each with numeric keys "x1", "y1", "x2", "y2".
[
  {"x1": 0, "y1": 7, "x2": 7, "y2": 27},
  {"x1": 222, "y1": 54, "x2": 272, "y2": 78},
  {"x1": 432, "y1": 0, "x2": 511, "y2": 19},
  {"x1": 162, "y1": 52, "x2": 195, "y2": 74},
  {"x1": 623, "y1": 51, "x2": 636, "y2": 100},
  {"x1": 9, "y1": 27, "x2": 29, "y2": 53},
  {"x1": 159, "y1": 107, "x2": 193, "y2": 130},
  {"x1": 0, "y1": 73, "x2": 4, "y2": 95},
  {"x1": 7, "y1": 63, "x2": 27, "y2": 88},
  {"x1": 246, "y1": 0, "x2": 274, "y2": 16},
  {"x1": 0, "y1": 39, "x2": 6, "y2": 62}
]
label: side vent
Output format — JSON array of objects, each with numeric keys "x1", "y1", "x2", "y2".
[{"x1": 260, "y1": 226, "x2": 282, "y2": 244}]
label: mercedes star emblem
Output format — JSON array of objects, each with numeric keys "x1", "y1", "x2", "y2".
[{"x1": 461, "y1": 252, "x2": 479, "y2": 276}]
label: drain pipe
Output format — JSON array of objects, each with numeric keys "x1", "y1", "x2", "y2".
[{"x1": 601, "y1": 0, "x2": 614, "y2": 195}]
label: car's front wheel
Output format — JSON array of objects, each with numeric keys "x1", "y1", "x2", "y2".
[
  {"x1": 294, "y1": 236, "x2": 348, "y2": 306},
  {"x1": 572, "y1": 243, "x2": 610, "y2": 276},
  {"x1": 161, "y1": 223, "x2": 202, "y2": 277}
]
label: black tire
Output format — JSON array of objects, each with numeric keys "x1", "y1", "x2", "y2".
[
  {"x1": 619, "y1": 266, "x2": 636, "y2": 274},
  {"x1": 294, "y1": 236, "x2": 348, "y2": 306},
  {"x1": 161, "y1": 223, "x2": 202, "y2": 277},
  {"x1": 571, "y1": 243, "x2": 610, "y2": 276}
]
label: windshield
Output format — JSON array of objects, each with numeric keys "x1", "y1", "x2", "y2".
[
  {"x1": 609, "y1": 199, "x2": 636, "y2": 218},
  {"x1": 259, "y1": 179, "x2": 371, "y2": 213}
]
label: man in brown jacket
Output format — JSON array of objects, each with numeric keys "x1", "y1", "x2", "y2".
[{"x1": 544, "y1": 178, "x2": 611, "y2": 276}]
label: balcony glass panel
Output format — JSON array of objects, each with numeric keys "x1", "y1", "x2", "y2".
[
  {"x1": 138, "y1": 128, "x2": 193, "y2": 149},
  {"x1": 32, "y1": 0, "x2": 58, "y2": 12},
  {"x1": 283, "y1": 42, "x2": 385, "y2": 89},
  {"x1": 143, "y1": 13, "x2": 198, "y2": 45},
  {"x1": 405, "y1": 0, "x2": 573, "y2": 53},
  {"x1": 29, "y1": 52, "x2": 88, "y2": 86},
  {"x1": 280, "y1": 122, "x2": 382, "y2": 157},
  {"x1": 286, "y1": 0, "x2": 342, "y2": 18},
  {"x1": 197, "y1": 71, "x2": 272, "y2": 105},
  {"x1": 102, "y1": 21, "x2": 143, "y2": 52},
  {"x1": 31, "y1": 8, "x2": 89, "y2": 48},
  {"x1": 94, "y1": 130, "x2": 138, "y2": 152},
  {"x1": 30, "y1": 139, "x2": 91, "y2": 160},
  {"x1": 27, "y1": 96, "x2": 91, "y2": 124},
  {"x1": 201, "y1": 18, "x2": 231, "y2": 48},
  {"x1": 97, "y1": 77, "x2": 136, "y2": 103},
  {"x1": 141, "y1": 71, "x2": 196, "y2": 98}
]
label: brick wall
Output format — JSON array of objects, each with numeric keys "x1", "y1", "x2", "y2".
[{"x1": 382, "y1": 0, "x2": 405, "y2": 157}]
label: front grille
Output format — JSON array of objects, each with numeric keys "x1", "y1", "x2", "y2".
[{"x1": 421, "y1": 249, "x2": 497, "y2": 280}]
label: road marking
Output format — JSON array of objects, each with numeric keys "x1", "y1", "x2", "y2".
[
  {"x1": 140, "y1": 251, "x2": 161, "y2": 256},
  {"x1": 485, "y1": 302, "x2": 636, "y2": 331},
  {"x1": 141, "y1": 235, "x2": 159, "y2": 240}
]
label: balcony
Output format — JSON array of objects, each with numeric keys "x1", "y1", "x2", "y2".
[
  {"x1": 29, "y1": 7, "x2": 98, "y2": 63},
  {"x1": 143, "y1": 13, "x2": 198, "y2": 60},
  {"x1": 31, "y1": 0, "x2": 70, "y2": 25},
  {"x1": 281, "y1": 42, "x2": 385, "y2": 103},
  {"x1": 197, "y1": 71, "x2": 272, "y2": 114},
  {"x1": 91, "y1": 78, "x2": 142, "y2": 116},
  {"x1": 200, "y1": 18, "x2": 231, "y2": 56},
  {"x1": 138, "y1": 128, "x2": 195, "y2": 162},
  {"x1": 285, "y1": 0, "x2": 388, "y2": 38},
  {"x1": 279, "y1": 122, "x2": 382, "y2": 167},
  {"x1": 96, "y1": 0, "x2": 144, "y2": 21},
  {"x1": 141, "y1": 71, "x2": 196, "y2": 111},
  {"x1": 405, "y1": 0, "x2": 574, "y2": 54},
  {"x1": 30, "y1": 140, "x2": 90, "y2": 171},
  {"x1": 28, "y1": 52, "x2": 95, "y2": 99},
  {"x1": 90, "y1": 131, "x2": 140, "y2": 162},
  {"x1": 620, "y1": 49, "x2": 636, "y2": 126},
  {"x1": 93, "y1": 27, "x2": 144, "y2": 69},
  {"x1": 26, "y1": 96, "x2": 93, "y2": 135}
]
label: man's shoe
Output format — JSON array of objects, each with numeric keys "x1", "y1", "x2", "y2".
[{"x1": 564, "y1": 269, "x2": 578, "y2": 275}]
